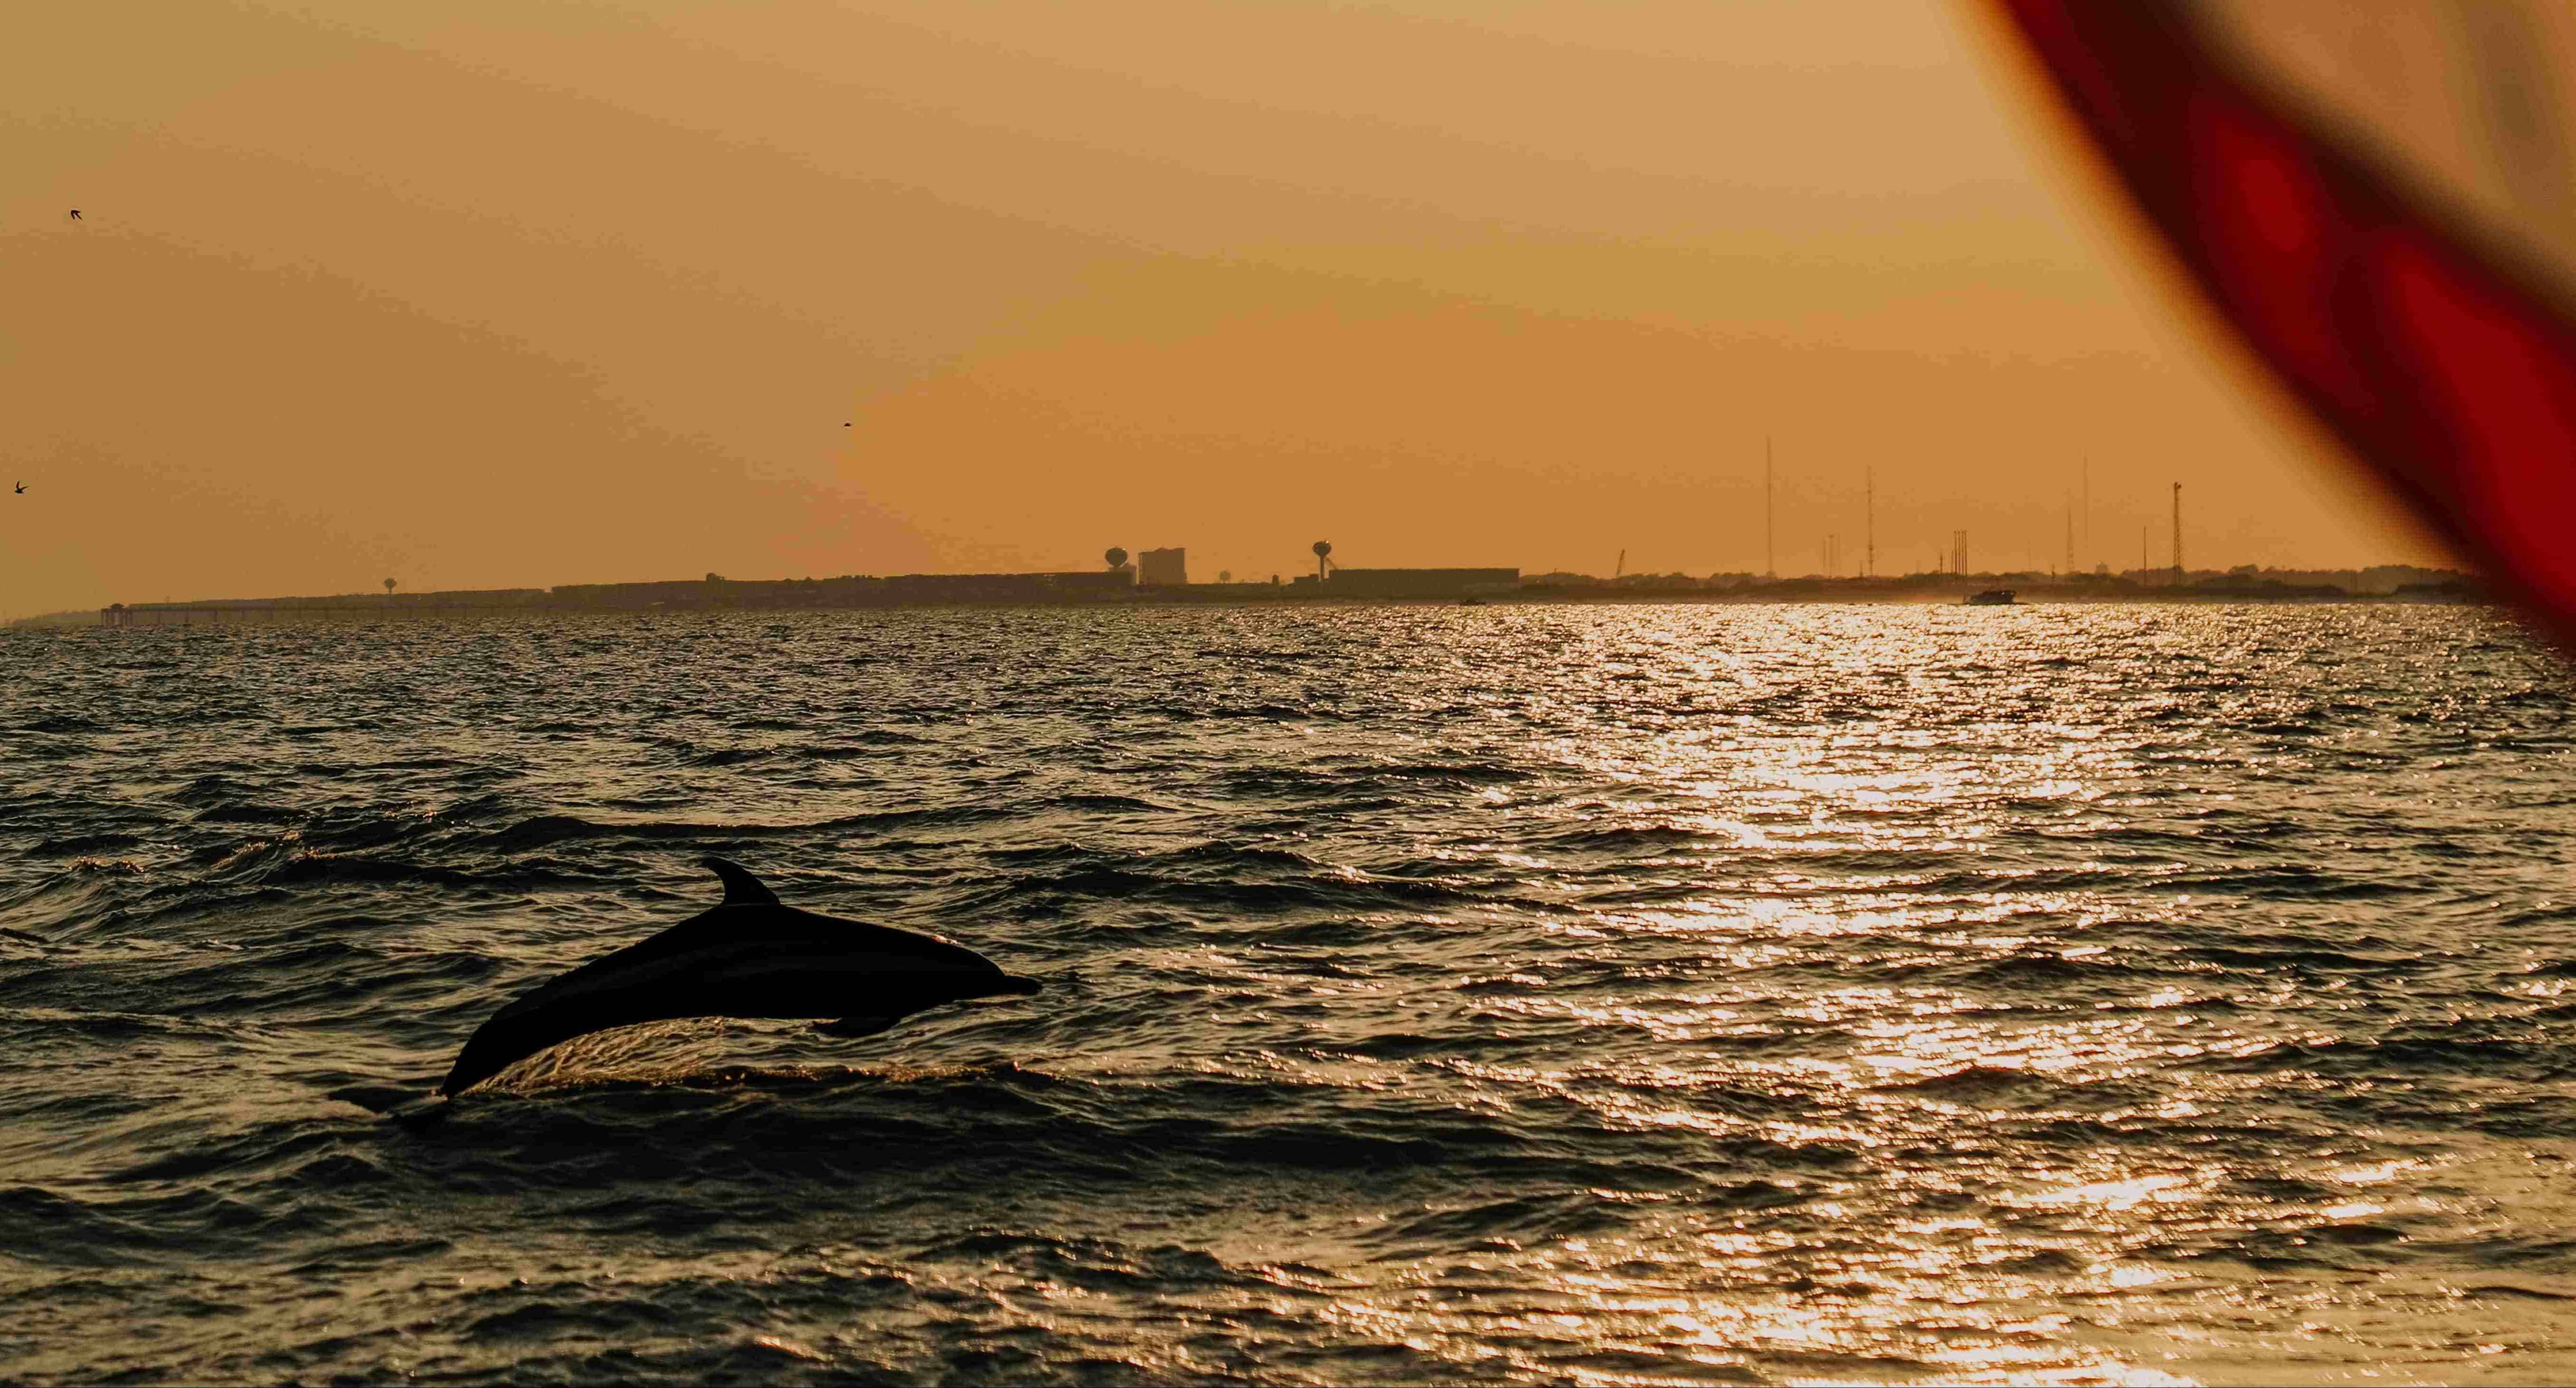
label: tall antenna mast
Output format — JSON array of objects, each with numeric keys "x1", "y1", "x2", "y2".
[
  {"x1": 2081, "y1": 456, "x2": 2090, "y2": 570},
  {"x1": 2171, "y1": 481, "x2": 2183, "y2": 581},
  {"x1": 1764, "y1": 436, "x2": 1775, "y2": 578},
  {"x1": 2064, "y1": 491, "x2": 2074, "y2": 577},
  {"x1": 1865, "y1": 465, "x2": 1875, "y2": 579}
]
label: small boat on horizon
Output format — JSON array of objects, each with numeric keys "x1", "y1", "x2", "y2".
[{"x1": 1963, "y1": 589, "x2": 2018, "y2": 606}]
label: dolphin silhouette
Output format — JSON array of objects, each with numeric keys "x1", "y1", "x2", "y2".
[{"x1": 436, "y1": 857, "x2": 1040, "y2": 1098}]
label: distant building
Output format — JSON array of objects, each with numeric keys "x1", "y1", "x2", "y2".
[
  {"x1": 1137, "y1": 546, "x2": 1188, "y2": 586},
  {"x1": 1326, "y1": 567, "x2": 1518, "y2": 598}
]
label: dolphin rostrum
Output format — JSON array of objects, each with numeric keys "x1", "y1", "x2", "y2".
[{"x1": 436, "y1": 857, "x2": 1040, "y2": 1098}]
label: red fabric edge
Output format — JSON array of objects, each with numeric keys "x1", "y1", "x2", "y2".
[{"x1": 1992, "y1": 0, "x2": 2576, "y2": 644}]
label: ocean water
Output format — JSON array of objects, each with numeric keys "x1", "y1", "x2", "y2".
[{"x1": 3, "y1": 603, "x2": 2573, "y2": 1386}]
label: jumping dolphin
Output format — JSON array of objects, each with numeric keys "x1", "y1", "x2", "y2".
[{"x1": 436, "y1": 857, "x2": 1040, "y2": 1098}]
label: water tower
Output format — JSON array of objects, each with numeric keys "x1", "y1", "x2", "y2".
[
  {"x1": 1311, "y1": 540, "x2": 1332, "y2": 582},
  {"x1": 1104, "y1": 547, "x2": 1128, "y2": 571}
]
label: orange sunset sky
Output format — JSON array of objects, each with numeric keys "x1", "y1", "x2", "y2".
[{"x1": 2, "y1": 0, "x2": 2447, "y2": 615}]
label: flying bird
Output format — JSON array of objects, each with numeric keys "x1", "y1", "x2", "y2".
[
  {"x1": 66, "y1": 210, "x2": 80, "y2": 221},
  {"x1": 11, "y1": 483, "x2": 23, "y2": 495},
  {"x1": 428, "y1": 857, "x2": 1040, "y2": 1105}
]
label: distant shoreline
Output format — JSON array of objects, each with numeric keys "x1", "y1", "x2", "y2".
[{"x1": 13, "y1": 577, "x2": 2491, "y2": 630}]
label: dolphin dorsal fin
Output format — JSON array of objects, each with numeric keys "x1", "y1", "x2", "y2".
[{"x1": 702, "y1": 856, "x2": 780, "y2": 906}]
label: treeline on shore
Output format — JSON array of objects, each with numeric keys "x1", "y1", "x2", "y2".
[{"x1": 16, "y1": 563, "x2": 2487, "y2": 629}]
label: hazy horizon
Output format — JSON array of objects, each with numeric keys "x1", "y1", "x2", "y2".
[{"x1": 3, "y1": 0, "x2": 2455, "y2": 618}]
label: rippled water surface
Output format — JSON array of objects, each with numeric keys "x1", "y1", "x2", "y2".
[{"x1": 5, "y1": 603, "x2": 2575, "y2": 1385}]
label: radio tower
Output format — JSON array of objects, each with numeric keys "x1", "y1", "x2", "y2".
[
  {"x1": 1864, "y1": 465, "x2": 1875, "y2": 579},
  {"x1": 2171, "y1": 482, "x2": 2183, "y2": 581},
  {"x1": 1765, "y1": 436, "x2": 1775, "y2": 578}
]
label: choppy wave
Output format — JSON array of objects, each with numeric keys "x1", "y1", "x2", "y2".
[{"x1": 4, "y1": 604, "x2": 2575, "y2": 1384}]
